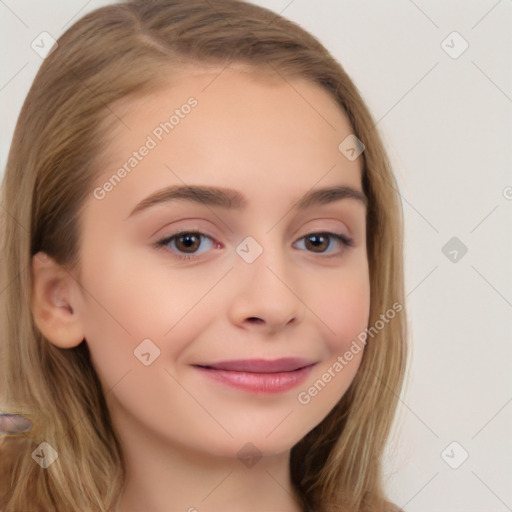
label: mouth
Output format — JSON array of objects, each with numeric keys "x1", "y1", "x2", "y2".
[{"x1": 192, "y1": 358, "x2": 316, "y2": 393}]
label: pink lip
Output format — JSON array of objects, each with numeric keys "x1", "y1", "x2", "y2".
[{"x1": 193, "y1": 358, "x2": 316, "y2": 393}]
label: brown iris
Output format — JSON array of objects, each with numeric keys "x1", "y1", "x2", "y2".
[
  {"x1": 304, "y1": 233, "x2": 329, "y2": 253},
  {"x1": 175, "y1": 233, "x2": 201, "y2": 253}
]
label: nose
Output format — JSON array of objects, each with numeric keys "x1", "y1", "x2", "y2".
[{"x1": 227, "y1": 241, "x2": 304, "y2": 335}]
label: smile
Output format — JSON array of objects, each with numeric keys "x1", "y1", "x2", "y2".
[{"x1": 192, "y1": 358, "x2": 317, "y2": 393}]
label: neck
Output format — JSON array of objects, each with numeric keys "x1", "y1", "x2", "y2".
[{"x1": 112, "y1": 413, "x2": 304, "y2": 512}]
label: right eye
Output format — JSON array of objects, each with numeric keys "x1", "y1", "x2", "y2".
[{"x1": 155, "y1": 231, "x2": 217, "y2": 261}]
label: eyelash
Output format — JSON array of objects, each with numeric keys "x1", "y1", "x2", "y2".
[{"x1": 154, "y1": 230, "x2": 354, "y2": 261}]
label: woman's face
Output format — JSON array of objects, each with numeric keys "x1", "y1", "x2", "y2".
[{"x1": 72, "y1": 67, "x2": 370, "y2": 458}]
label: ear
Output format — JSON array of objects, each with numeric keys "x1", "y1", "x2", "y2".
[{"x1": 30, "y1": 251, "x2": 85, "y2": 348}]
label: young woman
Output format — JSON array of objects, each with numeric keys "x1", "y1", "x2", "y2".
[{"x1": 0, "y1": 1, "x2": 407, "y2": 510}]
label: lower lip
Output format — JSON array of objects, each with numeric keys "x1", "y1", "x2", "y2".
[{"x1": 194, "y1": 364, "x2": 315, "y2": 393}]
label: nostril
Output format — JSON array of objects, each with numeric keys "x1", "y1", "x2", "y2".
[{"x1": 247, "y1": 317, "x2": 264, "y2": 324}]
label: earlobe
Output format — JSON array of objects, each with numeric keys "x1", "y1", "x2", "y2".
[{"x1": 30, "y1": 251, "x2": 85, "y2": 348}]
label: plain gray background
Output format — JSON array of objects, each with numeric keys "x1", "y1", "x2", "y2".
[{"x1": 1, "y1": 1, "x2": 511, "y2": 510}]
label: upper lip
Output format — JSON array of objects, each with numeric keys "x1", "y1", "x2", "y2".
[{"x1": 194, "y1": 358, "x2": 316, "y2": 373}]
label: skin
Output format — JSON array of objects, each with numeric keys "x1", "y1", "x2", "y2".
[{"x1": 31, "y1": 66, "x2": 370, "y2": 512}]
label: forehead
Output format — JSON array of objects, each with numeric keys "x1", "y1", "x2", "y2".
[{"x1": 92, "y1": 66, "x2": 363, "y2": 208}]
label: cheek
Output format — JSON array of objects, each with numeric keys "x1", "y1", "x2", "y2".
[
  {"x1": 293, "y1": 276, "x2": 369, "y2": 425},
  {"x1": 314, "y1": 264, "x2": 371, "y2": 353},
  {"x1": 75, "y1": 246, "x2": 221, "y2": 385},
  {"x1": 294, "y1": 263, "x2": 370, "y2": 408}
]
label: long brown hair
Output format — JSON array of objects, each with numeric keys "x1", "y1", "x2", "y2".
[{"x1": 0, "y1": 1, "x2": 407, "y2": 510}]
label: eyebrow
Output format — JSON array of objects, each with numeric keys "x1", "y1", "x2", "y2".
[{"x1": 126, "y1": 184, "x2": 367, "y2": 219}]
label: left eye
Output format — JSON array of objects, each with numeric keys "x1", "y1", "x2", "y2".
[
  {"x1": 155, "y1": 231, "x2": 353, "y2": 260},
  {"x1": 293, "y1": 232, "x2": 353, "y2": 254}
]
